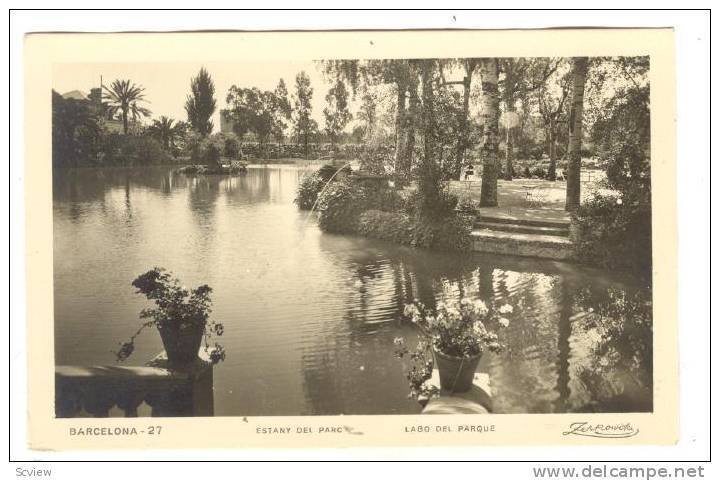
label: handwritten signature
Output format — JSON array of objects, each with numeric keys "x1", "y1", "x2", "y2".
[{"x1": 562, "y1": 422, "x2": 639, "y2": 439}]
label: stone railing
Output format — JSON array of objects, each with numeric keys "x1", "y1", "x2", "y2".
[{"x1": 55, "y1": 352, "x2": 214, "y2": 418}]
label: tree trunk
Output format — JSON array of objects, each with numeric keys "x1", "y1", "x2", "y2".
[
  {"x1": 479, "y1": 59, "x2": 500, "y2": 207},
  {"x1": 547, "y1": 129, "x2": 557, "y2": 180},
  {"x1": 421, "y1": 61, "x2": 435, "y2": 166},
  {"x1": 122, "y1": 110, "x2": 129, "y2": 135},
  {"x1": 402, "y1": 79, "x2": 419, "y2": 180},
  {"x1": 394, "y1": 83, "x2": 407, "y2": 172},
  {"x1": 454, "y1": 62, "x2": 474, "y2": 180},
  {"x1": 565, "y1": 57, "x2": 588, "y2": 212},
  {"x1": 505, "y1": 123, "x2": 514, "y2": 180}
]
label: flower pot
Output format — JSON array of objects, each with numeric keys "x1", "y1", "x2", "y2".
[
  {"x1": 158, "y1": 323, "x2": 204, "y2": 366},
  {"x1": 433, "y1": 348, "x2": 482, "y2": 393}
]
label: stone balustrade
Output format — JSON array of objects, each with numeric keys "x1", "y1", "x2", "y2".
[{"x1": 55, "y1": 352, "x2": 214, "y2": 418}]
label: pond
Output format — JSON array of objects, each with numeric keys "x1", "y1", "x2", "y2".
[{"x1": 53, "y1": 165, "x2": 652, "y2": 415}]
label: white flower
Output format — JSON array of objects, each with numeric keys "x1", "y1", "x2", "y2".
[
  {"x1": 447, "y1": 307, "x2": 461, "y2": 319},
  {"x1": 498, "y1": 317, "x2": 510, "y2": 328},
  {"x1": 499, "y1": 304, "x2": 513, "y2": 314},
  {"x1": 473, "y1": 300, "x2": 488, "y2": 316},
  {"x1": 472, "y1": 320, "x2": 486, "y2": 334}
]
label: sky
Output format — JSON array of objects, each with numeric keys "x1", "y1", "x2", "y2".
[{"x1": 52, "y1": 61, "x2": 346, "y2": 131}]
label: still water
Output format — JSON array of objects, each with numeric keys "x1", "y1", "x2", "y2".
[{"x1": 53, "y1": 165, "x2": 652, "y2": 415}]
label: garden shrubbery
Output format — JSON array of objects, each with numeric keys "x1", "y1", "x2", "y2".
[
  {"x1": 574, "y1": 193, "x2": 652, "y2": 281},
  {"x1": 357, "y1": 210, "x2": 414, "y2": 244},
  {"x1": 295, "y1": 174, "x2": 326, "y2": 210},
  {"x1": 102, "y1": 134, "x2": 173, "y2": 166},
  {"x1": 294, "y1": 164, "x2": 344, "y2": 210},
  {"x1": 317, "y1": 181, "x2": 365, "y2": 233},
  {"x1": 312, "y1": 175, "x2": 472, "y2": 252},
  {"x1": 575, "y1": 82, "x2": 652, "y2": 281}
]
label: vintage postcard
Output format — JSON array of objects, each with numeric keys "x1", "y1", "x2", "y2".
[{"x1": 24, "y1": 28, "x2": 677, "y2": 450}]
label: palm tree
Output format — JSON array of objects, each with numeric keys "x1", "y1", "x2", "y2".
[
  {"x1": 102, "y1": 79, "x2": 152, "y2": 134},
  {"x1": 148, "y1": 116, "x2": 183, "y2": 150}
]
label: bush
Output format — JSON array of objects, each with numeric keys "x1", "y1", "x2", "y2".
[
  {"x1": 102, "y1": 134, "x2": 173, "y2": 165},
  {"x1": 317, "y1": 178, "x2": 471, "y2": 252},
  {"x1": 456, "y1": 196, "x2": 478, "y2": 215},
  {"x1": 294, "y1": 164, "x2": 346, "y2": 210},
  {"x1": 574, "y1": 193, "x2": 652, "y2": 281},
  {"x1": 316, "y1": 164, "x2": 341, "y2": 182},
  {"x1": 357, "y1": 210, "x2": 414, "y2": 244},
  {"x1": 530, "y1": 166, "x2": 546, "y2": 179},
  {"x1": 295, "y1": 174, "x2": 325, "y2": 210},
  {"x1": 317, "y1": 181, "x2": 366, "y2": 234},
  {"x1": 223, "y1": 133, "x2": 241, "y2": 159},
  {"x1": 357, "y1": 209, "x2": 472, "y2": 251},
  {"x1": 411, "y1": 215, "x2": 472, "y2": 252}
]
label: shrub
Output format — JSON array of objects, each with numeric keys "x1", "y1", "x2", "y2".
[
  {"x1": 456, "y1": 196, "x2": 478, "y2": 215},
  {"x1": 317, "y1": 181, "x2": 365, "y2": 234},
  {"x1": 357, "y1": 210, "x2": 414, "y2": 244},
  {"x1": 411, "y1": 215, "x2": 472, "y2": 252},
  {"x1": 294, "y1": 164, "x2": 346, "y2": 210},
  {"x1": 530, "y1": 166, "x2": 546, "y2": 179},
  {"x1": 223, "y1": 133, "x2": 242, "y2": 159},
  {"x1": 574, "y1": 193, "x2": 652, "y2": 281},
  {"x1": 102, "y1": 134, "x2": 173, "y2": 165},
  {"x1": 295, "y1": 174, "x2": 325, "y2": 210},
  {"x1": 185, "y1": 132, "x2": 225, "y2": 166}
]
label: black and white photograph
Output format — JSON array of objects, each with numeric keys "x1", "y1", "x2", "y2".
[{"x1": 50, "y1": 53, "x2": 654, "y2": 419}]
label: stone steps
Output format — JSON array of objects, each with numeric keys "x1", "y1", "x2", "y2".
[
  {"x1": 471, "y1": 230, "x2": 574, "y2": 260},
  {"x1": 474, "y1": 220, "x2": 569, "y2": 237},
  {"x1": 475, "y1": 214, "x2": 571, "y2": 229}
]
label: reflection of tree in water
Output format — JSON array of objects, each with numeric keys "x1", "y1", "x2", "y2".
[
  {"x1": 223, "y1": 169, "x2": 272, "y2": 205},
  {"x1": 571, "y1": 287, "x2": 653, "y2": 412},
  {"x1": 298, "y1": 244, "x2": 479, "y2": 415},
  {"x1": 187, "y1": 175, "x2": 222, "y2": 218}
]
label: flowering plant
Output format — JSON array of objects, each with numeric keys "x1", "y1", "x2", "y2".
[
  {"x1": 403, "y1": 298, "x2": 511, "y2": 358},
  {"x1": 393, "y1": 337, "x2": 439, "y2": 400},
  {"x1": 114, "y1": 267, "x2": 226, "y2": 365}
]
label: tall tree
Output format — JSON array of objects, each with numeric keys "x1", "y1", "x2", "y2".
[
  {"x1": 226, "y1": 85, "x2": 288, "y2": 147},
  {"x1": 478, "y1": 59, "x2": 501, "y2": 207},
  {"x1": 321, "y1": 59, "x2": 416, "y2": 179},
  {"x1": 323, "y1": 79, "x2": 352, "y2": 148},
  {"x1": 355, "y1": 91, "x2": 378, "y2": 142},
  {"x1": 52, "y1": 90, "x2": 101, "y2": 167},
  {"x1": 102, "y1": 79, "x2": 151, "y2": 134},
  {"x1": 292, "y1": 71, "x2": 317, "y2": 158},
  {"x1": 455, "y1": 59, "x2": 478, "y2": 179},
  {"x1": 416, "y1": 59, "x2": 444, "y2": 218},
  {"x1": 185, "y1": 67, "x2": 216, "y2": 137},
  {"x1": 499, "y1": 58, "x2": 560, "y2": 180},
  {"x1": 272, "y1": 78, "x2": 292, "y2": 142},
  {"x1": 565, "y1": 57, "x2": 589, "y2": 211},
  {"x1": 537, "y1": 60, "x2": 572, "y2": 180}
]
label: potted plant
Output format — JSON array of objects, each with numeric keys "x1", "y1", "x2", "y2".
[
  {"x1": 115, "y1": 267, "x2": 226, "y2": 366},
  {"x1": 395, "y1": 298, "x2": 511, "y2": 395}
]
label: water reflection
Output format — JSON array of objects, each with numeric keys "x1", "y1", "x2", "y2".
[{"x1": 53, "y1": 166, "x2": 652, "y2": 415}]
